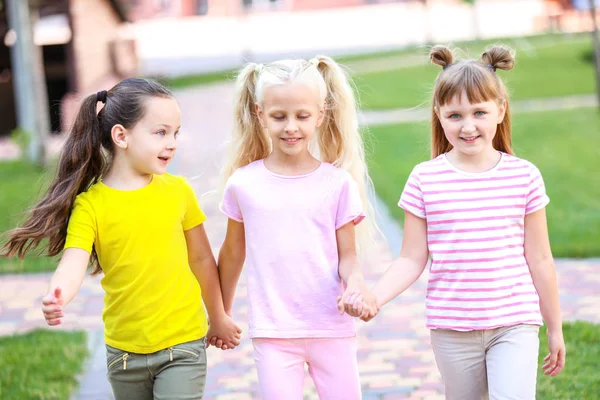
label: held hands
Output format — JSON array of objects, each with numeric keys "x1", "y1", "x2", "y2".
[
  {"x1": 207, "y1": 312, "x2": 242, "y2": 350},
  {"x1": 337, "y1": 276, "x2": 379, "y2": 322},
  {"x1": 542, "y1": 328, "x2": 566, "y2": 377},
  {"x1": 41, "y1": 287, "x2": 65, "y2": 326}
]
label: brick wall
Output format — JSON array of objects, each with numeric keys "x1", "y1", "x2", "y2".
[
  {"x1": 61, "y1": 0, "x2": 137, "y2": 133},
  {"x1": 123, "y1": 0, "x2": 418, "y2": 18},
  {"x1": 70, "y1": 0, "x2": 123, "y2": 91}
]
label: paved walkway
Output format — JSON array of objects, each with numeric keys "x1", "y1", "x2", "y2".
[
  {"x1": 2, "y1": 93, "x2": 597, "y2": 163},
  {"x1": 359, "y1": 94, "x2": 599, "y2": 127},
  {"x1": 1, "y1": 83, "x2": 600, "y2": 400}
]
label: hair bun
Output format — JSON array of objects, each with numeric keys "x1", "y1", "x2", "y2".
[
  {"x1": 481, "y1": 45, "x2": 515, "y2": 71},
  {"x1": 429, "y1": 45, "x2": 454, "y2": 69}
]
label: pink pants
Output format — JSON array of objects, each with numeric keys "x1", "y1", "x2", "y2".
[{"x1": 252, "y1": 337, "x2": 361, "y2": 400}]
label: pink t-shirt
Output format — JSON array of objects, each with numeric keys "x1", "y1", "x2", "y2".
[
  {"x1": 220, "y1": 159, "x2": 365, "y2": 339},
  {"x1": 399, "y1": 153, "x2": 548, "y2": 331}
]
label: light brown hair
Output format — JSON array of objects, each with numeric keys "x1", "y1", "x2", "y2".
[{"x1": 430, "y1": 45, "x2": 516, "y2": 158}]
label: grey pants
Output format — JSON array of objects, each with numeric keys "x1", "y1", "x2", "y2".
[
  {"x1": 431, "y1": 324, "x2": 540, "y2": 400},
  {"x1": 106, "y1": 338, "x2": 207, "y2": 400}
]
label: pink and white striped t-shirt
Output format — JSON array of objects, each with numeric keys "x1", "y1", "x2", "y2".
[{"x1": 399, "y1": 152, "x2": 549, "y2": 331}]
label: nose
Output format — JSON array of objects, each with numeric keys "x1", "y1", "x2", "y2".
[
  {"x1": 461, "y1": 118, "x2": 476, "y2": 134},
  {"x1": 285, "y1": 119, "x2": 298, "y2": 133},
  {"x1": 166, "y1": 136, "x2": 177, "y2": 151}
]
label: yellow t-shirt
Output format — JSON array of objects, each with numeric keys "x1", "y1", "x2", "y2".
[{"x1": 65, "y1": 174, "x2": 208, "y2": 353}]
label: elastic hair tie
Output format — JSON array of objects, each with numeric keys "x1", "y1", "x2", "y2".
[{"x1": 96, "y1": 90, "x2": 107, "y2": 104}]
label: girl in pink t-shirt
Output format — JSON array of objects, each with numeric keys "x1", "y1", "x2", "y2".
[
  {"x1": 213, "y1": 56, "x2": 379, "y2": 399},
  {"x1": 369, "y1": 45, "x2": 566, "y2": 399}
]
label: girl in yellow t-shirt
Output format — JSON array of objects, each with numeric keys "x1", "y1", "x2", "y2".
[{"x1": 1, "y1": 78, "x2": 240, "y2": 399}]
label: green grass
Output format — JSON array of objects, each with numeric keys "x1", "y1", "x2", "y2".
[
  {"x1": 0, "y1": 329, "x2": 88, "y2": 400},
  {"x1": 152, "y1": 70, "x2": 238, "y2": 90},
  {"x1": 0, "y1": 161, "x2": 58, "y2": 274},
  {"x1": 147, "y1": 34, "x2": 593, "y2": 94},
  {"x1": 339, "y1": 33, "x2": 576, "y2": 64},
  {"x1": 353, "y1": 34, "x2": 595, "y2": 109},
  {"x1": 367, "y1": 107, "x2": 600, "y2": 257},
  {"x1": 537, "y1": 321, "x2": 600, "y2": 399}
]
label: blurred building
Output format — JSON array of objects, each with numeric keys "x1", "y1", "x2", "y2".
[
  {"x1": 0, "y1": 0, "x2": 137, "y2": 137},
  {"x1": 122, "y1": 0, "x2": 411, "y2": 19}
]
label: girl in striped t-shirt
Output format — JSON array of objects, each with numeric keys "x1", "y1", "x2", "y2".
[{"x1": 370, "y1": 45, "x2": 565, "y2": 399}]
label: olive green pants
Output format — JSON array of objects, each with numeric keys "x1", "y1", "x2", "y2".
[{"x1": 106, "y1": 338, "x2": 207, "y2": 400}]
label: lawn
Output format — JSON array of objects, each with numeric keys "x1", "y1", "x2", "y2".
[
  {"x1": 0, "y1": 329, "x2": 88, "y2": 400},
  {"x1": 366, "y1": 107, "x2": 600, "y2": 257},
  {"x1": 537, "y1": 321, "x2": 600, "y2": 399},
  {"x1": 338, "y1": 33, "x2": 581, "y2": 64},
  {"x1": 150, "y1": 34, "x2": 594, "y2": 108},
  {"x1": 0, "y1": 161, "x2": 57, "y2": 273},
  {"x1": 353, "y1": 34, "x2": 595, "y2": 110},
  {"x1": 153, "y1": 69, "x2": 238, "y2": 90}
]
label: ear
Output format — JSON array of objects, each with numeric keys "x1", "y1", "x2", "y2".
[
  {"x1": 316, "y1": 102, "x2": 326, "y2": 128},
  {"x1": 255, "y1": 103, "x2": 265, "y2": 128},
  {"x1": 434, "y1": 106, "x2": 440, "y2": 119},
  {"x1": 497, "y1": 99, "x2": 507, "y2": 124},
  {"x1": 111, "y1": 124, "x2": 128, "y2": 149}
]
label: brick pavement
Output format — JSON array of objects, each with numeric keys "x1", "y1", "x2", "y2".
[{"x1": 1, "y1": 83, "x2": 599, "y2": 399}]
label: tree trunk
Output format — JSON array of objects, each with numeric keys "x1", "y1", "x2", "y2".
[{"x1": 6, "y1": 0, "x2": 49, "y2": 166}]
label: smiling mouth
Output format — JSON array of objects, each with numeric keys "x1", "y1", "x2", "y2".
[
  {"x1": 460, "y1": 135, "x2": 480, "y2": 143},
  {"x1": 282, "y1": 137, "x2": 302, "y2": 144},
  {"x1": 158, "y1": 156, "x2": 170, "y2": 162}
]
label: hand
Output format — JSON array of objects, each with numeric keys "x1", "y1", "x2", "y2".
[
  {"x1": 41, "y1": 287, "x2": 64, "y2": 326},
  {"x1": 208, "y1": 309, "x2": 235, "y2": 350},
  {"x1": 337, "y1": 276, "x2": 379, "y2": 321},
  {"x1": 542, "y1": 328, "x2": 566, "y2": 377},
  {"x1": 207, "y1": 314, "x2": 242, "y2": 350}
]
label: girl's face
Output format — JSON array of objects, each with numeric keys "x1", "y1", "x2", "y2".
[
  {"x1": 114, "y1": 96, "x2": 181, "y2": 175},
  {"x1": 437, "y1": 91, "x2": 506, "y2": 157},
  {"x1": 256, "y1": 82, "x2": 325, "y2": 159}
]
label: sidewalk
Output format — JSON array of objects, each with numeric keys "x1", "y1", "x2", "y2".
[
  {"x1": 1, "y1": 82, "x2": 600, "y2": 399},
  {"x1": 359, "y1": 94, "x2": 599, "y2": 127}
]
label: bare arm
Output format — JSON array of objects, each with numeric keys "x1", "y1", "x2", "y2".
[
  {"x1": 373, "y1": 211, "x2": 429, "y2": 307},
  {"x1": 524, "y1": 209, "x2": 561, "y2": 331},
  {"x1": 42, "y1": 247, "x2": 90, "y2": 325},
  {"x1": 48, "y1": 248, "x2": 89, "y2": 304},
  {"x1": 524, "y1": 208, "x2": 565, "y2": 376},
  {"x1": 217, "y1": 218, "x2": 246, "y2": 315},
  {"x1": 337, "y1": 222, "x2": 362, "y2": 284},
  {"x1": 185, "y1": 224, "x2": 226, "y2": 320},
  {"x1": 336, "y1": 222, "x2": 378, "y2": 319},
  {"x1": 185, "y1": 223, "x2": 241, "y2": 348}
]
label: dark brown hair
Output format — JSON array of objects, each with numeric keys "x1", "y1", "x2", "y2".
[
  {"x1": 430, "y1": 45, "x2": 515, "y2": 158},
  {"x1": 0, "y1": 78, "x2": 173, "y2": 275}
]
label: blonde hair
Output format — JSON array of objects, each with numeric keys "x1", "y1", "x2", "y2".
[
  {"x1": 430, "y1": 45, "x2": 516, "y2": 158},
  {"x1": 222, "y1": 55, "x2": 378, "y2": 251}
]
